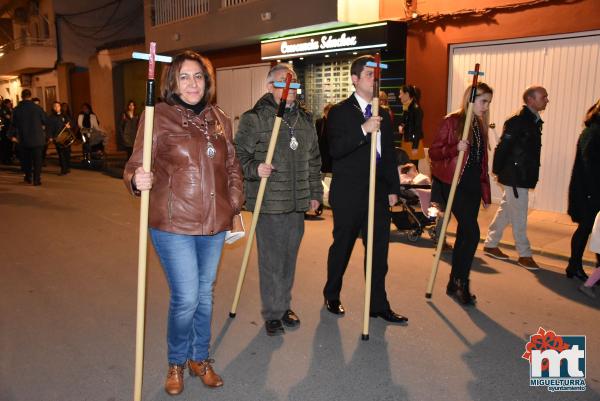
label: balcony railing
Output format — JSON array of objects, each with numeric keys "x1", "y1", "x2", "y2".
[
  {"x1": 221, "y1": 0, "x2": 250, "y2": 8},
  {"x1": 0, "y1": 36, "x2": 55, "y2": 56},
  {"x1": 153, "y1": 0, "x2": 210, "y2": 26}
]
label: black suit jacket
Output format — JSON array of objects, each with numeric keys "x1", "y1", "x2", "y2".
[
  {"x1": 11, "y1": 100, "x2": 47, "y2": 148},
  {"x1": 327, "y1": 94, "x2": 400, "y2": 205}
]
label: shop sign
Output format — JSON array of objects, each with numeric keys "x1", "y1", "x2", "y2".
[{"x1": 261, "y1": 22, "x2": 390, "y2": 60}]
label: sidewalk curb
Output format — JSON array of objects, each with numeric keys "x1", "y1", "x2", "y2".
[{"x1": 445, "y1": 230, "x2": 597, "y2": 268}]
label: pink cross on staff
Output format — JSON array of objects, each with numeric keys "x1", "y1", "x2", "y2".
[{"x1": 131, "y1": 42, "x2": 172, "y2": 401}]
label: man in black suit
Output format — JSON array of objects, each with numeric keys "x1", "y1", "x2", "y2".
[
  {"x1": 323, "y1": 55, "x2": 407, "y2": 323},
  {"x1": 11, "y1": 89, "x2": 47, "y2": 185}
]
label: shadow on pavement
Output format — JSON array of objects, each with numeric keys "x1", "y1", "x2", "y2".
[
  {"x1": 534, "y1": 268, "x2": 600, "y2": 310},
  {"x1": 288, "y1": 309, "x2": 409, "y2": 401}
]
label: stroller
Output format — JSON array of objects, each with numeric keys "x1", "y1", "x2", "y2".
[
  {"x1": 390, "y1": 151, "x2": 440, "y2": 242},
  {"x1": 391, "y1": 183, "x2": 439, "y2": 242}
]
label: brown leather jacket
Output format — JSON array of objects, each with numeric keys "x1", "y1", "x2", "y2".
[{"x1": 124, "y1": 102, "x2": 244, "y2": 235}]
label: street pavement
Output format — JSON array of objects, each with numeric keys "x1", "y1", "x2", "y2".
[{"x1": 1, "y1": 162, "x2": 599, "y2": 401}]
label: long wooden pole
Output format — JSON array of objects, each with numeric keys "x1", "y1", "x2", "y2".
[
  {"x1": 425, "y1": 63, "x2": 481, "y2": 299},
  {"x1": 229, "y1": 73, "x2": 294, "y2": 318},
  {"x1": 362, "y1": 54, "x2": 382, "y2": 341},
  {"x1": 133, "y1": 42, "x2": 158, "y2": 401}
]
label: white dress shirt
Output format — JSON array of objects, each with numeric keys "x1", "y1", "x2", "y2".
[{"x1": 354, "y1": 92, "x2": 382, "y2": 156}]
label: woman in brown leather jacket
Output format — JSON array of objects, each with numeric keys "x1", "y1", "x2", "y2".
[
  {"x1": 429, "y1": 82, "x2": 493, "y2": 306},
  {"x1": 123, "y1": 51, "x2": 244, "y2": 396}
]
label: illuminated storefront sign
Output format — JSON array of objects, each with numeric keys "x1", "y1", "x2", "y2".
[{"x1": 261, "y1": 21, "x2": 404, "y2": 60}]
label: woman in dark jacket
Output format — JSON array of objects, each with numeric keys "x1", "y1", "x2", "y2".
[
  {"x1": 124, "y1": 51, "x2": 244, "y2": 396},
  {"x1": 120, "y1": 100, "x2": 139, "y2": 159},
  {"x1": 429, "y1": 82, "x2": 493, "y2": 305},
  {"x1": 566, "y1": 99, "x2": 600, "y2": 281},
  {"x1": 397, "y1": 84, "x2": 424, "y2": 163}
]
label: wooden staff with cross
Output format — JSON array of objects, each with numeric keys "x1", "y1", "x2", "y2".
[
  {"x1": 131, "y1": 42, "x2": 172, "y2": 401},
  {"x1": 362, "y1": 55, "x2": 388, "y2": 341}
]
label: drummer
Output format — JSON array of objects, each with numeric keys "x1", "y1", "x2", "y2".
[{"x1": 47, "y1": 101, "x2": 72, "y2": 175}]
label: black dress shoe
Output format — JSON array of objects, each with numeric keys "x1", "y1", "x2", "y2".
[
  {"x1": 566, "y1": 266, "x2": 588, "y2": 281},
  {"x1": 324, "y1": 299, "x2": 345, "y2": 315},
  {"x1": 369, "y1": 309, "x2": 408, "y2": 323},
  {"x1": 281, "y1": 309, "x2": 300, "y2": 328},
  {"x1": 265, "y1": 319, "x2": 284, "y2": 336}
]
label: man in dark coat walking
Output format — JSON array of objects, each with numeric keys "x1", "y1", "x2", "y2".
[
  {"x1": 11, "y1": 89, "x2": 47, "y2": 185},
  {"x1": 483, "y1": 86, "x2": 549, "y2": 270}
]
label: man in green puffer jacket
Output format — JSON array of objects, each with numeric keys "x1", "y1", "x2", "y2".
[{"x1": 235, "y1": 63, "x2": 322, "y2": 336}]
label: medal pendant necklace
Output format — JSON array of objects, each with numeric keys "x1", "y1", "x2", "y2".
[
  {"x1": 177, "y1": 106, "x2": 219, "y2": 158},
  {"x1": 281, "y1": 111, "x2": 300, "y2": 150}
]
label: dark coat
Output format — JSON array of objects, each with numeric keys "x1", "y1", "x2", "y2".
[
  {"x1": 11, "y1": 100, "x2": 47, "y2": 147},
  {"x1": 327, "y1": 94, "x2": 400, "y2": 204},
  {"x1": 234, "y1": 93, "x2": 322, "y2": 214},
  {"x1": 396, "y1": 101, "x2": 423, "y2": 149},
  {"x1": 492, "y1": 106, "x2": 542, "y2": 189},
  {"x1": 567, "y1": 120, "x2": 600, "y2": 224},
  {"x1": 315, "y1": 116, "x2": 332, "y2": 173},
  {"x1": 46, "y1": 112, "x2": 69, "y2": 138}
]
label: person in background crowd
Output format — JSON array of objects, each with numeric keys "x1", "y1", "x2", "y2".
[
  {"x1": 397, "y1": 84, "x2": 424, "y2": 164},
  {"x1": 120, "y1": 100, "x2": 139, "y2": 159},
  {"x1": 0, "y1": 98, "x2": 14, "y2": 164},
  {"x1": 567, "y1": 98, "x2": 600, "y2": 286},
  {"x1": 77, "y1": 102, "x2": 102, "y2": 163},
  {"x1": 483, "y1": 86, "x2": 549, "y2": 271},
  {"x1": 379, "y1": 90, "x2": 395, "y2": 126},
  {"x1": 315, "y1": 103, "x2": 333, "y2": 176},
  {"x1": 429, "y1": 82, "x2": 493, "y2": 306},
  {"x1": 10, "y1": 89, "x2": 47, "y2": 186},
  {"x1": 124, "y1": 50, "x2": 243, "y2": 396},
  {"x1": 47, "y1": 101, "x2": 72, "y2": 175}
]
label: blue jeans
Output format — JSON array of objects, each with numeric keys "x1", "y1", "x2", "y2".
[{"x1": 150, "y1": 228, "x2": 225, "y2": 365}]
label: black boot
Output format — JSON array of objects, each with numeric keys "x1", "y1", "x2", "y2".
[
  {"x1": 566, "y1": 265, "x2": 588, "y2": 281},
  {"x1": 446, "y1": 276, "x2": 458, "y2": 296},
  {"x1": 454, "y1": 278, "x2": 476, "y2": 305}
]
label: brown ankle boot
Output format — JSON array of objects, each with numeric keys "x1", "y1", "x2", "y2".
[
  {"x1": 165, "y1": 364, "x2": 185, "y2": 395},
  {"x1": 188, "y1": 359, "x2": 223, "y2": 388}
]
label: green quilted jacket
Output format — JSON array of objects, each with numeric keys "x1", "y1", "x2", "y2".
[{"x1": 234, "y1": 93, "x2": 322, "y2": 213}]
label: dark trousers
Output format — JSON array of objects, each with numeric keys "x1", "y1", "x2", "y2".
[
  {"x1": 569, "y1": 221, "x2": 600, "y2": 268},
  {"x1": 21, "y1": 146, "x2": 44, "y2": 184},
  {"x1": 56, "y1": 143, "x2": 71, "y2": 173},
  {"x1": 255, "y1": 212, "x2": 305, "y2": 320},
  {"x1": 449, "y1": 167, "x2": 482, "y2": 280},
  {"x1": 325, "y1": 196, "x2": 391, "y2": 313},
  {"x1": 0, "y1": 135, "x2": 14, "y2": 163}
]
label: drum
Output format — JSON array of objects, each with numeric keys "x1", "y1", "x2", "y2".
[{"x1": 55, "y1": 126, "x2": 75, "y2": 147}]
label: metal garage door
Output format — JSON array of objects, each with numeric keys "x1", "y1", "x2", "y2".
[{"x1": 448, "y1": 30, "x2": 600, "y2": 212}]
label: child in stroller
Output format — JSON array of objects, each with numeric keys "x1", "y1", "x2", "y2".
[{"x1": 391, "y1": 162, "x2": 440, "y2": 242}]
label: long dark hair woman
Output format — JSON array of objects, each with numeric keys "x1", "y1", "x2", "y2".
[
  {"x1": 120, "y1": 100, "x2": 139, "y2": 159},
  {"x1": 123, "y1": 50, "x2": 244, "y2": 396},
  {"x1": 566, "y1": 98, "x2": 600, "y2": 288},
  {"x1": 397, "y1": 84, "x2": 424, "y2": 163},
  {"x1": 429, "y1": 82, "x2": 493, "y2": 306}
]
